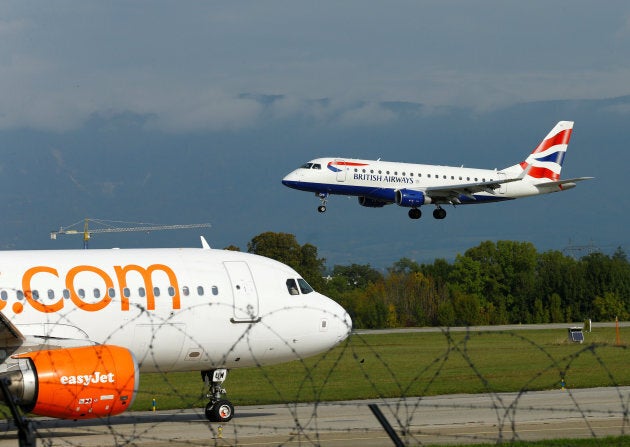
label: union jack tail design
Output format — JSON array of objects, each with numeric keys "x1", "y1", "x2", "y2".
[{"x1": 519, "y1": 121, "x2": 573, "y2": 181}]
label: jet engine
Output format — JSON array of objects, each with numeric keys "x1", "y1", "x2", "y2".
[
  {"x1": 358, "y1": 197, "x2": 387, "y2": 208},
  {"x1": 395, "y1": 189, "x2": 431, "y2": 207},
  {"x1": 2, "y1": 345, "x2": 138, "y2": 419}
]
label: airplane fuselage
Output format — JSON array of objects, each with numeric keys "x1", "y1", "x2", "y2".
[
  {"x1": 0, "y1": 247, "x2": 351, "y2": 373},
  {"x1": 283, "y1": 158, "x2": 571, "y2": 205}
]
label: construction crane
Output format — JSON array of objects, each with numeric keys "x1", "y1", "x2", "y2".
[{"x1": 50, "y1": 218, "x2": 211, "y2": 249}]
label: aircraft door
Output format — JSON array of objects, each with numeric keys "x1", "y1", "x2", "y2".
[
  {"x1": 224, "y1": 261, "x2": 260, "y2": 322},
  {"x1": 497, "y1": 172, "x2": 507, "y2": 194},
  {"x1": 335, "y1": 159, "x2": 347, "y2": 182}
]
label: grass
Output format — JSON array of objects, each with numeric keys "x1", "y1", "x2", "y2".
[
  {"x1": 452, "y1": 436, "x2": 630, "y2": 446},
  {"x1": 132, "y1": 326, "x2": 630, "y2": 411}
]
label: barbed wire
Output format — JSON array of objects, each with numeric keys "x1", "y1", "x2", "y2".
[{"x1": 1, "y1": 323, "x2": 630, "y2": 446}]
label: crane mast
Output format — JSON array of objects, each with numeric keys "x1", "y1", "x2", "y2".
[{"x1": 50, "y1": 218, "x2": 211, "y2": 249}]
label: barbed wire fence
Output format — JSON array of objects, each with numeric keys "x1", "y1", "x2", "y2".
[{"x1": 1, "y1": 322, "x2": 630, "y2": 447}]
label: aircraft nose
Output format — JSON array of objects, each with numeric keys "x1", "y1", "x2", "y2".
[
  {"x1": 327, "y1": 297, "x2": 353, "y2": 342},
  {"x1": 282, "y1": 170, "x2": 300, "y2": 187}
]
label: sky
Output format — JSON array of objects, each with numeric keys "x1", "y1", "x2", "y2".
[{"x1": 0, "y1": 1, "x2": 628, "y2": 271}]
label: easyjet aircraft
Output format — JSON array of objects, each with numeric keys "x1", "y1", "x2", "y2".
[
  {"x1": 282, "y1": 121, "x2": 592, "y2": 219},
  {"x1": 0, "y1": 238, "x2": 351, "y2": 423}
]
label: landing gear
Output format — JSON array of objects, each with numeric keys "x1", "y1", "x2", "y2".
[
  {"x1": 433, "y1": 207, "x2": 447, "y2": 219},
  {"x1": 317, "y1": 192, "x2": 329, "y2": 213},
  {"x1": 202, "y1": 369, "x2": 234, "y2": 422},
  {"x1": 408, "y1": 208, "x2": 422, "y2": 219}
]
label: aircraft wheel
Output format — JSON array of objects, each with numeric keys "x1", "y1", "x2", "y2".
[
  {"x1": 317, "y1": 205, "x2": 327, "y2": 213},
  {"x1": 408, "y1": 208, "x2": 421, "y2": 219},
  {"x1": 433, "y1": 208, "x2": 447, "y2": 219},
  {"x1": 205, "y1": 399, "x2": 234, "y2": 422}
]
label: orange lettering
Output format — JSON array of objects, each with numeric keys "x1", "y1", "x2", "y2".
[
  {"x1": 65, "y1": 265, "x2": 114, "y2": 312},
  {"x1": 114, "y1": 264, "x2": 180, "y2": 310},
  {"x1": 22, "y1": 266, "x2": 64, "y2": 313}
]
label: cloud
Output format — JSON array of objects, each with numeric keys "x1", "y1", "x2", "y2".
[{"x1": 1, "y1": 2, "x2": 629, "y2": 133}]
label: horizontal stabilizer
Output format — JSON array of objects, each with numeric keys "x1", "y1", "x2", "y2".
[{"x1": 535, "y1": 176, "x2": 594, "y2": 187}]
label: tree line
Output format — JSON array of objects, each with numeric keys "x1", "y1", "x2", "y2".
[{"x1": 241, "y1": 232, "x2": 630, "y2": 329}]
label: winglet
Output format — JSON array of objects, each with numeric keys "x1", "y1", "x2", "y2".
[{"x1": 200, "y1": 236, "x2": 211, "y2": 249}]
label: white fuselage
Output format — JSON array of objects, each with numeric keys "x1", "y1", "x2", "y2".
[
  {"x1": 0, "y1": 248, "x2": 351, "y2": 373},
  {"x1": 282, "y1": 157, "x2": 565, "y2": 205}
]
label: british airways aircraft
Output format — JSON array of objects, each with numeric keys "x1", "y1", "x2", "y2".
[
  {"x1": 0, "y1": 239, "x2": 351, "y2": 423},
  {"x1": 282, "y1": 121, "x2": 592, "y2": 219}
]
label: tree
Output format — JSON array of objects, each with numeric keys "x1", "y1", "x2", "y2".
[{"x1": 331, "y1": 264, "x2": 383, "y2": 290}]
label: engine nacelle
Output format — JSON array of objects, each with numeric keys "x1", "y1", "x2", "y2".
[
  {"x1": 6, "y1": 345, "x2": 138, "y2": 419},
  {"x1": 395, "y1": 189, "x2": 431, "y2": 207},
  {"x1": 358, "y1": 197, "x2": 387, "y2": 208}
]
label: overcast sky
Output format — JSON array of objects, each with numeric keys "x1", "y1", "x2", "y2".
[
  {"x1": 0, "y1": 2, "x2": 628, "y2": 269},
  {"x1": 2, "y1": 1, "x2": 630, "y2": 133}
]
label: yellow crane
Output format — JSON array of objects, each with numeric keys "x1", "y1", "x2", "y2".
[{"x1": 50, "y1": 218, "x2": 211, "y2": 249}]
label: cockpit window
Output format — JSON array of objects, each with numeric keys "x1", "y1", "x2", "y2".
[
  {"x1": 300, "y1": 163, "x2": 313, "y2": 169},
  {"x1": 286, "y1": 279, "x2": 299, "y2": 295},
  {"x1": 312, "y1": 164, "x2": 321, "y2": 170},
  {"x1": 297, "y1": 278, "x2": 314, "y2": 294}
]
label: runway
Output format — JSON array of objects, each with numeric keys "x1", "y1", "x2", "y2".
[{"x1": 1, "y1": 386, "x2": 629, "y2": 446}]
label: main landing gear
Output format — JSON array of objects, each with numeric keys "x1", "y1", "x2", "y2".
[
  {"x1": 317, "y1": 192, "x2": 329, "y2": 213},
  {"x1": 433, "y1": 207, "x2": 447, "y2": 220},
  {"x1": 408, "y1": 206, "x2": 447, "y2": 220},
  {"x1": 202, "y1": 369, "x2": 234, "y2": 422}
]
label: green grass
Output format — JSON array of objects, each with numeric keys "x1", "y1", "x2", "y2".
[
  {"x1": 452, "y1": 436, "x2": 630, "y2": 446},
  {"x1": 132, "y1": 327, "x2": 630, "y2": 411}
]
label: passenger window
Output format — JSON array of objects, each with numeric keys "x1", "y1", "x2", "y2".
[
  {"x1": 212, "y1": 286, "x2": 219, "y2": 296},
  {"x1": 78, "y1": 289, "x2": 85, "y2": 298},
  {"x1": 154, "y1": 287, "x2": 160, "y2": 297},
  {"x1": 182, "y1": 286, "x2": 190, "y2": 296},
  {"x1": 16, "y1": 290, "x2": 24, "y2": 300},
  {"x1": 123, "y1": 287, "x2": 130, "y2": 298},
  {"x1": 108, "y1": 288, "x2": 116, "y2": 298},
  {"x1": 47, "y1": 289, "x2": 55, "y2": 300},
  {"x1": 93, "y1": 289, "x2": 100, "y2": 299},
  {"x1": 168, "y1": 286, "x2": 175, "y2": 297},
  {"x1": 1, "y1": 291, "x2": 7, "y2": 301},
  {"x1": 139, "y1": 287, "x2": 146, "y2": 297},
  {"x1": 197, "y1": 286, "x2": 205, "y2": 296},
  {"x1": 298, "y1": 279, "x2": 314, "y2": 294},
  {"x1": 32, "y1": 290, "x2": 39, "y2": 300},
  {"x1": 63, "y1": 289, "x2": 70, "y2": 299},
  {"x1": 286, "y1": 279, "x2": 299, "y2": 295}
]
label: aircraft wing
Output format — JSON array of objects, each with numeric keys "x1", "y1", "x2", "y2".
[
  {"x1": 533, "y1": 176, "x2": 594, "y2": 187},
  {"x1": 0, "y1": 312, "x2": 24, "y2": 345},
  {"x1": 0, "y1": 312, "x2": 26, "y2": 360},
  {"x1": 422, "y1": 177, "x2": 522, "y2": 202}
]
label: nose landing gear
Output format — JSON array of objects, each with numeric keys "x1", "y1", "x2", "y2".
[
  {"x1": 202, "y1": 369, "x2": 234, "y2": 422},
  {"x1": 317, "y1": 192, "x2": 329, "y2": 213}
]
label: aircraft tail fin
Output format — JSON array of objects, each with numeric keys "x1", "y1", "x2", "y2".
[{"x1": 506, "y1": 121, "x2": 574, "y2": 182}]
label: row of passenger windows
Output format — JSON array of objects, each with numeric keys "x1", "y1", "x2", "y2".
[
  {"x1": 353, "y1": 167, "x2": 492, "y2": 182},
  {"x1": 0, "y1": 285, "x2": 220, "y2": 301}
]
